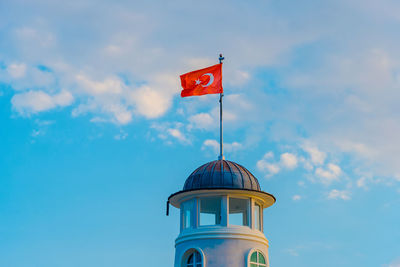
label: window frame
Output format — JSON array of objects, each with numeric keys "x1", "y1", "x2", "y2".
[
  {"x1": 247, "y1": 248, "x2": 267, "y2": 267},
  {"x1": 253, "y1": 201, "x2": 262, "y2": 231},
  {"x1": 181, "y1": 248, "x2": 206, "y2": 267},
  {"x1": 198, "y1": 196, "x2": 222, "y2": 227},
  {"x1": 181, "y1": 199, "x2": 195, "y2": 231},
  {"x1": 227, "y1": 196, "x2": 251, "y2": 227},
  {"x1": 181, "y1": 194, "x2": 265, "y2": 230}
]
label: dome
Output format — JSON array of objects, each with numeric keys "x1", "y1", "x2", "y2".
[{"x1": 183, "y1": 160, "x2": 261, "y2": 191}]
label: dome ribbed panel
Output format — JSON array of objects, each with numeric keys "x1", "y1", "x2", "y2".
[{"x1": 183, "y1": 160, "x2": 262, "y2": 191}]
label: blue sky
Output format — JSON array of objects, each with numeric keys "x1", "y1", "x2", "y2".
[{"x1": 1, "y1": 0, "x2": 400, "y2": 266}]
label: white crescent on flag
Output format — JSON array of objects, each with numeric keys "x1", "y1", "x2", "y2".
[{"x1": 200, "y1": 73, "x2": 214, "y2": 87}]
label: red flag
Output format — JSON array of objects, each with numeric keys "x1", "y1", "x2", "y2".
[{"x1": 180, "y1": 64, "x2": 223, "y2": 97}]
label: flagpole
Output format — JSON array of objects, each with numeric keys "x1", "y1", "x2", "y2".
[{"x1": 218, "y1": 54, "x2": 225, "y2": 160}]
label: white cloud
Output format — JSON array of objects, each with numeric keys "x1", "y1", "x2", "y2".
[
  {"x1": 0, "y1": 1, "x2": 309, "y2": 133},
  {"x1": 0, "y1": 62, "x2": 56, "y2": 91},
  {"x1": 201, "y1": 139, "x2": 243, "y2": 155},
  {"x1": 130, "y1": 86, "x2": 171, "y2": 118},
  {"x1": 188, "y1": 113, "x2": 215, "y2": 130},
  {"x1": 129, "y1": 72, "x2": 178, "y2": 119},
  {"x1": 256, "y1": 147, "x2": 344, "y2": 188},
  {"x1": 115, "y1": 111, "x2": 132, "y2": 124},
  {"x1": 184, "y1": 57, "x2": 215, "y2": 70},
  {"x1": 114, "y1": 130, "x2": 128, "y2": 140},
  {"x1": 201, "y1": 94, "x2": 254, "y2": 130},
  {"x1": 315, "y1": 163, "x2": 342, "y2": 185},
  {"x1": 76, "y1": 74, "x2": 124, "y2": 95},
  {"x1": 283, "y1": 47, "x2": 400, "y2": 182},
  {"x1": 292, "y1": 195, "x2": 302, "y2": 201},
  {"x1": 70, "y1": 74, "x2": 134, "y2": 124},
  {"x1": 53, "y1": 90, "x2": 74, "y2": 106},
  {"x1": 356, "y1": 177, "x2": 367, "y2": 189},
  {"x1": 167, "y1": 128, "x2": 190, "y2": 144},
  {"x1": 263, "y1": 151, "x2": 275, "y2": 160},
  {"x1": 102, "y1": 103, "x2": 132, "y2": 125},
  {"x1": 202, "y1": 139, "x2": 219, "y2": 153},
  {"x1": 34, "y1": 119, "x2": 55, "y2": 126},
  {"x1": 225, "y1": 69, "x2": 250, "y2": 87},
  {"x1": 72, "y1": 72, "x2": 177, "y2": 123},
  {"x1": 256, "y1": 159, "x2": 280, "y2": 177},
  {"x1": 224, "y1": 94, "x2": 253, "y2": 117},
  {"x1": 355, "y1": 169, "x2": 381, "y2": 190},
  {"x1": 31, "y1": 129, "x2": 42, "y2": 137},
  {"x1": 280, "y1": 152, "x2": 298, "y2": 169},
  {"x1": 90, "y1": 117, "x2": 108, "y2": 123},
  {"x1": 302, "y1": 144, "x2": 326, "y2": 166},
  {"x1": 335, "y1": 140, "x2": 377, "y2": 160},
  {"x1": 257, "y1": 151, "x2": 300, "y2": 177},
  {"x1": 256, "y1": 152, "x2": 280, "y2": 177},
  {"x1": 388, "y1": 259, "x2": 400, "y2": 267},
  {"x1": 7, "y1": 63, "x2": 27, "y2": 78},
  {"x1": 2, "y1": 0, "x2": 400, "y2": 185},
  {"x1": 285, "y1": 248, "x2": 299, "y2": 257},
  {"x1": 299, "y1": 156, "x2": 314, "y2": 171},
  {"x1": 15, "y1": 26, "x2": 55, "y2": 48},
  {"x1": 151, "y1": 122, "x2": 191, "y2": 144},
  {"x1": 327, "y1": 189, "x2": 351, "y2": 200},
  {"x1": 11, "y1": 90, "x2": 74, "y2": 115},
  {"x1": 225, "y1": 142, "x2": 243, "y2": 152}
]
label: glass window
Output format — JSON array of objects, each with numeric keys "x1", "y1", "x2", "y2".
[
  {"x1": 250, "y1": 251, "x2": 257, "y2": 262},
  {"x1": 249, "y1": 251, "x2": 267, "y2": 267},
  {"x1": 254, "y1": 203, "x2": 261, "y2": 230},
  {"x1": 229, "y1": 197, "x2": 249, "y2": 226},
  {"x1": 200, "y1": 197, "x2": 221, "y2": 226},
  {"x1": 258, "y1": 252, "x2": 265, "y2": 264},
  {"x1": 186, "y1": 250, "x2": 202, "y2": 267},
  {"x1": 182, "y1": 200, "x2": 193, "y2": 229}
]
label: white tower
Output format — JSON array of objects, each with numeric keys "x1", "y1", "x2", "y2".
[{"x1": 168, "y1": 159, "x2": 275, "y2": 267}]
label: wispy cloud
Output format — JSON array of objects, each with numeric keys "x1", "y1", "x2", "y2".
[
  {"x1": 167, "y1": 128, "x2": 190, "y2": 144},
  {"x1": 280, "y1": 152, "x2": 298, "y2": 169},
  {"x1": 315, "y1": 164, "x2": 342, "y2": 186},
  {"x1": 1, "y1": 0, "x2": 400, "y2": 187},
  {"x1": 386, "y1": 258, "x2": 400, "y2": 267},
  {"x1": 114, "y1": 130, "x2": 128, "y2": 140},
  {"x1": 256, "y1": 144, "x2": 341, "y2": 183},
  {"x1": 257, "y1": 151, "x2": 304, "y2": 177},
  {"x1": 188, "y1": 113, "x2": 215, "y2": 131},
  {"x1": 202, "y1": 139, "x2": 243, "y2": 155},
  {"x1": 292, "y1": 195, "x2": 302, "y2": 201},
  {"x1": 327, "y1": 189, "x2": 351, "y2": 201},
  {"x1": 256, "y1": 152, "x2": 281, "y2": 177},
  {"x1": 7, "y1": 63, "x2": 26, "y2": 78},
  {"x1": 284, "y1": 241, "x2": 334, "y2": 258},
  {"x1": 12, "y1": 90, "x2": 74, "y2": 115},
  {"x1": 301, "y1": 143, "x2": 326, "y2": 166},
  {"x1": 256, "y1": 144, "x2": 348, "y2": 198},
  {"x1": 151, "y1": 122, "x2": 191, "y2": 145}
]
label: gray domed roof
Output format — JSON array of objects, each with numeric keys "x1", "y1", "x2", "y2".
[{"x1": 183, "y1": 160, "x2": 261, "y2": 191}]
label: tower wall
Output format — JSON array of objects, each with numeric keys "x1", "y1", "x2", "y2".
[{"x1": 174, "y1": 227, "x2": 269, "y2": 267}]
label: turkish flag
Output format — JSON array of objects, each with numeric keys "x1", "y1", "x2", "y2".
[{"x1": 180, "y1": 64, "x2": 223, "y2": 97}]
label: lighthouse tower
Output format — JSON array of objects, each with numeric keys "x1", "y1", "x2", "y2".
[{"x1": 168, "y1": 159, "x2": 276, "y2": 267}]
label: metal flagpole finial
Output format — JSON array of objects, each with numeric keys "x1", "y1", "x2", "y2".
[
  {"x1": 219, "y1": 54, "x2": 225, "y2": 64},
  {"x1": 218, "y1": 53, "x2": 225, "y2": 161}
]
